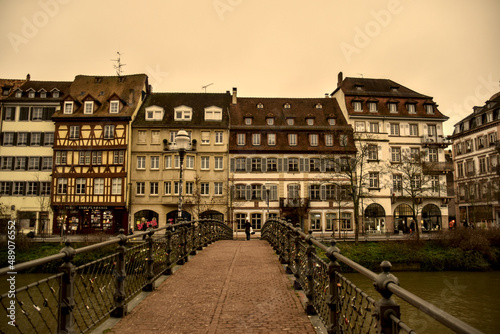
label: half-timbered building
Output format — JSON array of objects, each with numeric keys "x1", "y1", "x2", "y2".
[
  {"x1": 51, "y1": 74, "x2": 149, "y2": 235},
  {"x1": 130, "y1": 92, "x2": 231, "y2": 230}
]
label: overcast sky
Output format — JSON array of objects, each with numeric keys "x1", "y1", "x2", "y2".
[{"x1": 1, "y1": 0, "x2": 499, "y2": 135}]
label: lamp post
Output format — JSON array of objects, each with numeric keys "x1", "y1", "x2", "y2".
[
  {"x1": 175, "y1": 130, "x2": 190, "y2": 222},
  {"x1": 266, "y1": 188, "x2": 270, "y2": 219}
]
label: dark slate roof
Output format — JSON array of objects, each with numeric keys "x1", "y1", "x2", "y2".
[
  {"x1": 0, "y1": 78, "x2": 27, "y2": 100},
  {"x1": 333, "y1": 77, "x2": 430, "y2": 98},
  {"x1": 52, "y1": 74, "x2": 148, "y2": 119},
  {"x1": 133, "y1": 92, "x2": 231, "y2": 128},
  {"x1": 230, "y1": 97, "x2": 350, "y2": 127},
  {"x1": 451, "y1": 91, "x2": 500, "y2": 135},
  {"x1": 5, "y1": 80, "x2": 72, "y2": 102}
]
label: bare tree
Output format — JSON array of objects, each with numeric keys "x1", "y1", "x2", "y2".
[{"x1": 183, "y1": 174, "x2": 228, "y2": 221}]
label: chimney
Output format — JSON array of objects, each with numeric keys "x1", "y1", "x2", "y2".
[
  {"x1": 325, "y1": 93, "x2": 329, "y2": 98},
  {"x1": 129, "y1": 89, "x2": 134, "y2": 105},
  {"x1": 26, "y1": 73, "x2": 31, "y2": 81},
  {"x1": 232, "y1": 87, "x2": 237, "y2": 104},
  {"x1": 337, "y1": 71, "x2": 343, "y2": 87}
]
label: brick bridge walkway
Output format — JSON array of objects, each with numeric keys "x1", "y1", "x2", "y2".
[{"x1": 109, "y1": 239, "x2": 316, "y2": 334}]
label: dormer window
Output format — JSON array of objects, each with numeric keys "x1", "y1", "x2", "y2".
[
  {"x1": 355, "y1": 84, "x2": 364, "y2": 90},
  {"x1": 407, "y1": 103, "x2": 416, "y2": 114},
  {"x1": 284, "y1": 103, "x2": 291, "y2": 109},
  {"x1": 204, "y1": 106, "x2": 222, "y2": 121},
  {"x1": 390, "y1": 86, "x2": 399, "y2": 92},
  {"x1": 315, "y1": 103, "x2": 322, "y2": 109},
  {"x1": 145, "y1": 106, "x2": 164, "y2": 121},
  {"x1": 2, "y1": 88, "x2": 10, "y2": 96},
  {"x1": 15, "y1": 90, "x2": 22, "y2": 98},
  {"x1": 28, "y1": 90, "x2": 35, "y2": 98},
  {"x1": 425, "y1": 104, "x2": 434, "y2": 114},
  {"x1": 84, "y1": 101, "x2": 94, "y2": 114},
  {"x1": 353, "y1": 101, "x2": 362, "y2": 112},
  {"x1": 257, "y1": 103, "x2": 264, "y2": 109},
  {"x1": 52, "y1": 90, "x2": 60, "y2": 98},
  {"x1": 286, "y1": 118, "x2": 294, "y2": 125},
  {"x1": 328, "y1": 118, "x2": 336, "y2": 125},
  {"x1": 109, "y1": 100, "x2": 120, "y2": 114},
  {"x1": 244, "y1": 117, "x2": 252, "y2": 125},
  {"x1": 64, "y1": 101, "x2": 73, "y2": 114},
  {"x1": 306, "y1": 118, "x2": 314, "y2": 126},
  {"x1": 368, "y1": 102, "x2": 378, "y2": 113},
  {"x1": 266, "y1": 117, "x2": 274, "y2": 125},
  {"x1": 40, "y1": 91, "x2": 46, "y2": 98},
  {"x1": 388, "y1": 103, "x2": 397, "y2": 113},
  {"x1": 174, "y1": 105, "x2": 192, "y2": 121}
]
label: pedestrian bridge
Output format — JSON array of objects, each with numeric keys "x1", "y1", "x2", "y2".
[{"x1": 0, "y1": 219, "x2": 483, "y2": 334}]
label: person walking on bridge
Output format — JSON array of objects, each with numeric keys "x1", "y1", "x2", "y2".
[{"x1": 244, "y1": 220, "x2": 251, "y2": 240}]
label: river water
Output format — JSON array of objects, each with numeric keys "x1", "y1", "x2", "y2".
[{"x1": 344, "y1": 271, "x2": 500, "y2": 334}]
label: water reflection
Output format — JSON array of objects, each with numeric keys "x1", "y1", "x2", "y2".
[{"x1": 344, "y1": 271, "x2": 500, "y2": 334}]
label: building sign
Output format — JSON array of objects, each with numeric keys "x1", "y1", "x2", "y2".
[{"x1": 77, "y1": 206, "x2": 109, "y2": 210}]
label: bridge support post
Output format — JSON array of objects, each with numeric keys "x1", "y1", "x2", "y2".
[
  {"x1": 305, "y1": 231, "x2": 317, "y2": 315},
  {"x1": 143, "y1": 229, "x2": 156, "y2": 292},
  {"x1": 164, "y1": 227, "x2": 173, "y2": 275},
  {"x1": 374, "y1": 261, "x2": 400, "y2": 334},
  {"x1": 190, "y1": 222, "x2": 197, "y2": 255},
  {"x1": 325, "y1": 239, "x2": 341, "y2": 334},
  {"x1": 112, "y1": 229, "x2": 128, "y2": 317},
  {"x1": 57, "y1": 241, "x2": 76, "y2": 334}
]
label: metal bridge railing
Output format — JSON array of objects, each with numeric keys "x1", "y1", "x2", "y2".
[
  {"x1": 261, "y1": 218, "x2": 483, "y2": 334},
  {"x1": 0, "y1": 219, "x2": 232, "y2": 334}
]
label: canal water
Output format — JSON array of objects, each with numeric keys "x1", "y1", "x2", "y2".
[{"x1": 344, "y1": 270, "x2": 500, "y2": 334}]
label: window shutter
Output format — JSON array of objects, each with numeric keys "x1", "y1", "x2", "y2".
[
  {"x1": 20, "y1": 107, "x2": 30, "y2": 121},
  {"x1": 261, "y1": 158, "x2": 267, "y2": 172},
  {"x1": 246, "y1": 158, "x2": 252, "y2": 172},
  {"x1": 320, "y1": 158, "x2": 326, "y2": 173},
  {"x1": 320, "y1": 184, "x2": 326, "y2": 201},
  {"x1": 230, "y1": 158, "x2": 235, "y2": 172},
  {"x1": 245, "y1": 185, "x2": 251, "y2": 200},
  {"x1": 305, "y1": 158, "x2": 310, "y2": 172},
  {"x1": 283, "y1": 158, "x2": 289, "y2": 172},
  {"x1": 271, "y1": 185, "x2": 277, "y2": 200},
  {"x1": 335, "y1": 158, "x2": 340, "y2": 172},
  {"x1": 277, "y1": 158, "x2": 283, "y2": 172},
  {"x1": 26, "y1": 133, "x2": 31, "y2": 146},
  {"x1": 299, "y1": 158, "x2": 305, "y2": 172}
]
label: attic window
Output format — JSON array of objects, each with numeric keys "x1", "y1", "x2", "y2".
[
  {"x1": 244, "y1": 117, "x2": 252, "y2": 125},
  {"x1": 407, "y1": 103, "x2": 416, "y2": 114},
  {"x1": 355, "y1": 84, "x2": 364, "y2": 90},
  {"x1": 64, "y1": 101, "x2": 73, "y2": 114},
  {"x1": 425, "y1": 104, "x2": 434, "y2": 114},
  {"x1": 94, "y1": 77, "x2": 103, "y2": 83},
  {"x1": 204, "y1": 106, "x2": 223, "y2": 121},
  {"x1": 174, "y1": 105, "x2": 192, "y2": 121},
  {"x1": 284, "y1": 103, "x2": 291, "y2": 109},
  {"x1": 315, "y1": 103, "x2": 322, "y2": 109},
  {"x1": 84, "y1": 101, "x2": 94, "y2": 114},
  {"x1": 110, "y1": 100, "x2": 120, "y2": 114},
  {"x1": 28, "y1": 90, "x2": 35, "y2": 98},
  {"x1": 307, "y1": 118, "x2": 314, "y2": 125},
  {"x1": 52, "y1": 90, "x2": 60, "y2": 98},
  {"x1": 388, "y1": 103, "x2": 397, "y2": 113},
  {"x1": 40, "y1": 91, "x2": 46, "y2": 98},
  {"x1": 328, "y1": 118, "x2": 336, "y2": 125},
  {"x1": 2, "y1": 88, "x2": 10, "y2": 96},
  {"x1": 145, "y1": 106, "x2": 164, "y2": 121},
  {"x1": 257, "y1": 103, "x2": 264, "y2": 109},
  {"x1": 119, "y1": 77, "x2": 125, "y2": 83},
  {"x1": 15, "y1": 90, "x2": 22, "y2": 98},
  {"x1": 266, "y1": 117, "x2": 274, "y2": 125},
  {"x1": 390, "y1": 86, "x2": 399, "y2": 92},
  {"x1": 286, "y1": 118, "x2": 294, "y2": 125}
]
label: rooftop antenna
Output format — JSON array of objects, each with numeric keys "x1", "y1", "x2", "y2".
[
  {"x1": 357, "y1": 73, "x2": 364, "y2": 78},
  {"x1": 202, "y1": 83, "x2": 213, "y2": 93},
  {"x1": 111, "y1": 52, "x2": 126, "y2": 76}
]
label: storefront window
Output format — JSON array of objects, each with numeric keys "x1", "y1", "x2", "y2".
[
  {"x1": 310, "y1": 213, "x2": 321, "y2": 230},
  {"x1": 103, "y1": 211, "x2": 114, "y2": 231}
]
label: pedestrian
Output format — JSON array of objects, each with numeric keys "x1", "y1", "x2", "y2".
[{"x1": 244, "y1": 220, "x2": 251, "y2": 240}]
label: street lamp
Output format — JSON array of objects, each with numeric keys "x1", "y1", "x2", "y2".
[{"x1": 175, "y1": 130, "x2": 190, "y2": 221}]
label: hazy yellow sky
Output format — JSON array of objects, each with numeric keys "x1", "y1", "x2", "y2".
[{"x1": 1, "y1": 0, "x2": 499, "y2": 135}]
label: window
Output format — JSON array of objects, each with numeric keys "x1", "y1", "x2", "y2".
[
  {"x1": 284, "y1": 103, "x2": 291, "y2": 109},
  {"x1": 368, "y1": 145, "x2": 378, "y2": 160},
  {"x1": 268, "y1": 133, "x2": 276, "y2": 146},
  {"x1": 137, "y1": 130, "x2": 146, "y2": 144},
  {"x1": 214, "y1": 157, "x2": 223, "y2": 170},
  {"x1": 369, "y1": 173, "x2": 379, "y2": 188},
  {"x1": 69, "y1": 126, "x2": 80, "y2": 140},
  {"x1": 150, "y1": 182, "x2": 159, "y2": 195},
  {"x1": 215, "y1": 131, "x2": 223, "y2": 144},
  {"x1": 252, "y1": 133, "x2": 261, "y2": 146},
  {"x1": 92, "y1": 178, "x2": 103, "y2": 195},
  {"x1": 310, "y1": 158, "x2": 320, "y2": 172},
  {"x1": 267, "y1": 158, "x2": 277, "y2": 172},
  {"x1": 64, "y1": 102, "x2": 73, "y2": 114},
  {"x1": 288, "y1": 158, "x2": 299, "y2": 172},
  {"x1": 369, "y1": 122, "x2": 379, "y2": 133},
  {"x1": 17, "y1": 132, "x2": 28, "y2": 146},
  {"x1": 426, "y1": 104, "x2": 434, "y2": 114},
  {"x1": 288, "y1": 134, "x2": 297, "y2": 146},
  {"x1": 326, "y1": 213, "x2": 336, "y2": 231},
  {"x1": 341, "y1": 213, "x2": 352, "y2": 230},
  {"x1": 110, "y1": 100, "x2": 120, "y2": 113},
  {"x1": 164, "y1": 181, "x2": 171, "y2": 195},
  {"x1": 137, "y1": 156, "x2": 146, "y2": 169},
  {"x1": 56, "y1": 152, "x2": 67, "y2": 165},
  {"x1": 40, "y1": 182, "x2": 50, "y2": 196},
  {"x1": 237, "y1": 133, "x2": 245, "y2": 145},
  {"x1": 151, "y1": 130, "x2": 160, "y2": 144},
  {"x1": 307, "y1": 118, "x2": 314, "y2": 125},
  {"x1": 0, "y1": 182, "x2": 11, "y2": 195},
  {"x1": 79, "y1": 151, "x2": 91, "y2": 165},
  {"x1": 76, "y1": 178, "x2": 86, "y2": 194},
  {"x1": 390, "y1": 123, "x2": 400, "y2": 136},
  {"x1": 32, "y1": 107, "x2": 43, "y2": 120},
  {"x1": 325, "y1": 134, "x2": 333, "y2": 146},
  {"x1": 309, "y1": 134, "x2": 318, "y2": 146},
  {"x1": 479, "y1": 157, "x2": 486, "y2": 174},
  {"x1": 288, "y1": 184, "x2": 300, "y2": 199},
  {"x1": 431, "y1": 176, "x2": 439, "y2": 193},
  {"x1": 111, "y1": 178, "x2": 122, "y2": 195},
  {"x1": 84, "y1": 101, "x2": 93, "y2": 114},
  {"x1": 369, "y1": 102, "x2": 378, "y2": 112},
  {"x1": 409, "y1": 124, "x2": 418, "y2": 136},
  {"x1": 146, "y1": 108, "x2": 164, "y2": 121},
  {"x1": 57, "y1": 178, "x2": 68, "y2": 194},
  {"x1": 214, "y1": 182, "x2": 223, "y2": 195},
  {"x1": 164, "y1": 156, "x2": 172, "y2": 169},
  {"x1": 391, "y1": 147, "x2": 401, "y2": 162},
  {"x1": 104, "y1": 125, "x2": 114, "y2": 139},
  {"x1": 41, "y1": 132, "x2": 52, "y2": 146},
  {"x1": 1, "y1": 157, "x2": 13, "y2": 170},
  {"x1": 392, "y1": 174, "x2": 402, "y2": 191},
  {"x1": 186, "y1": 155, "x2": 194, "y2": 169},
  {"x1": 411, "y1": 148, "x2": 420, "y2": 161},
  {"x1": 251, "y1": 158, "x2": 261, "y2": 172},
  {"x1": 328, "y1": 118, "x2": 336, "y2": 126},
  {"x1": 173, "y1": 181, "x2": 179, "y2": 195},
  {"x1": 353, "y1": 101, "x2": 362, "y2": 112},
  {"x1": 137, "y1": 182, "x2": 145, "y2": 195},
  {"x1": 182, "y1": 181, "x2": 192, "y2": 195},
  {"x1": 466, "y1": 160, "x2": 475, "y2": 176},
  {"x1": 174, "y1": 106, "x2": 192, "y2": 121},
  {"x1": 30, "y1": 132, "x2": 41, "y2": 146},
  {"x1": 286, "y1": 118, "x2": 294, "y2": 125},
  {"x1": 201, "y1": 131, "x2": 210, "y2": 144},
  {"x1": 411, "y1": 175, "x2": 421, "y2": 189},
  {"x1": 28, "y1": 157, "x2": 40, "y2": 170},
  {"x1": 15, "y1": 157, "x2": 26, "y2": 170},
  {"x1": 355, "y1": 122, "x2": 365, "y2": 132},
  {"x1": 428, "y1": 148, "x2": 438, "y2": 162},
  {"x1": 310, "y1": 213, "x2": 321, "y2": 230},
  {"x1": 427, "y1": 125, "x2": 437, "y2": 136},
  {"x1": 201, "y1": 156, "x2": 210, "y2": 170},
  {"x1": 90, "y1": 151, "x2": 101, "y2": 165},
  {"x1": 201, "y1": 183, "x2": 210, "y2": 195},
  {"x1": 251, "y1": 184, "x2": 262, "y2": 200},
  {"x1": 3, "y1": 107, "x2": 15, "y2": 120},
  {"x1": 234, "y1": 184, "x2": 246, "y2": 200},
  {"x1": 388, "y1": 103, "x2": 397, "y2": 113},
  {"x1": 28, "y1": 90, "x2": 35, "y2": 98},
  {"x1": 13, "y1": 182, "x2": 25, "y2": 195},
  {"x1": 457, "y1": 162, "x2": 464, "y2": 178},
  {"x1": 235, "y1": 158, "x2": 246, "y2": 172},
  {"x1": 266, "y1": 118, "x2": 274, "y2": 125},
  {"x1": 150, "y1": 156, "x2": 159, "y2": 169},
  {"x1": 244, "y1": 117, "x2": 252, "y2": 125},
  {"x1": 340, "y1": 134, "x2": 348, "y2": 147},
  {"x1": 309, "y1": 185, "x2": 321, "y2": 200},
  {"x1": 407, "y1": 104, "x2": 416, "y2": 114},
  {"x1": 204, "y1": 107, "x2": 223, "y2": 121},
  {"x1": 42, "y1": 157, "x2": 52, "y2": 170}
]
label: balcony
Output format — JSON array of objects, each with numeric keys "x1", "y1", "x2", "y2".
[
  {"x1": 424, "y1": 162, "x2": 454, "y2": 173},
  {"x1": 421, "y1": 135, "x2": 450, "y2": 147},
  {"x1": 279, "y1": 197, "x2": 309, "y2": 209}
]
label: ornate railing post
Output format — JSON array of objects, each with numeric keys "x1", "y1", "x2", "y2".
[
  {"x1": 111, "y1": 229, "x2": 127, "y2": 317},
  {"x1": 325, "y1": 239, "x2": 341, "y2": 334},
  {"x1": 190, "y1": 222, "x2": 197, "y2": 255},
  {"x1": 374, "y1": 261, "x2": 400, "y2": 334},
  {"x1": 143, "y1": 228, "x2": 155, "y2": 292},
  {"x1": 57, "y1": 241, "x2": 76, "y2": 334},
  {"x1": 305, "y1": 230, "x2": 317, "y2": 315},
  {"x1": 285, "y1": 222, "x2": 293, "y2": 274},
  {"x1": 202, "y1": 221, "x2": 209, "y2": 247},
  {"x1": 164, "y1": 226, "x2": 173, "y2": 275},
  {"x1": 197, "y1": 221, "x2": 204, "y2": 250},
  {"x1": 177, "y1": 224, "x2": 186, "y2": 265},
  {"x1": 292, "y1": 224, "x2": 302, "y2": 290}
]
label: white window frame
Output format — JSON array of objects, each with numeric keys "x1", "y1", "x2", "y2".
[
  {"x1": 252, "y1": 133, "x2": 261, "y2": 146},
  {"x1": 388, "y1": 103, "x2": 397, "y2": 113},
  {"x1": 76, "y1": 178, "x2": 86, "y2": 195},
  {"x1": 369, "y1": 102, "x2": 378, "y2": 112},
  {"x1": 407, "y1": 104, "x2": 416, "y2": 114},
  {"x1": 353, "y1": 101, "x2": 362, "y2": 112},
  {"x1": 288, "y1": 134, "x2": 297, "y2": 146},
  {"x1": 174, "y1": 105, "x2": 192, "y2": 121},
  {"x1": 201, "y1": 156, "x2": 210, "y2": 170},
  {"x1": 151, "y1": 156, "x2": 159, "y2": 169},
  {"x1": 309, "y1": 134, "x2": 318, "y2": 146},
  {"x1": 164, "y1": 156, "x2": 172, "y2": 169},
  {"x1": 64, "y1": 102, "x2": 73, "y2": 114},
  {"x1": 215, "y1": 131, "x2": 223, "y2": 144},
  {"x1": 111, "y1": 178, "x2": 122, "y2": 195},
  {"x1": 137, "y1": 156, "x2": 146, "y2": 169},
  {"x1": 103, "y1": 125, "x2": 114, "y2": 139},
  {"x1": 268, "y1": 133, "x2": 276, "y2": 146},
  {"x1": 84, "y1": 101, "x2": 93, "y2": 114},
  {"x1": 390, "y1": 123, "x2": 400, "y2": 136},
  {"x1": 214, "y1": 182, "x2": 223, "y2": 196},
  {"x1": 214, "y1": 157, "x2": 223, "y2": 170},
  {"x1": 204, "y1": 106, "x2": 223, "y2": 121},
  {"x1": 136, "y1": 182, "x2": 145, "y2": 195},
  {"x1": 325, "y1": 134, "x2": 333, "y2": 146},
  {"x1": 110, "y1": 100, "x2": 120, "y2": 114},
  {"x1": 237, "y1": 133, "x2": 245, "y2": 146}
]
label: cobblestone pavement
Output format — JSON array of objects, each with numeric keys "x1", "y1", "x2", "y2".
[{"x1": 109, "y1": 239, "x2": 316, "y2": 334}]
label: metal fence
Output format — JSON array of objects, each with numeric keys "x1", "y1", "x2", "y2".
[
  {"x1": 0, "y1": 219, "x2": 232, "y2": 334},
  {"x1": 261, "y1": 218, "x2": 483, "y2": 334}
]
